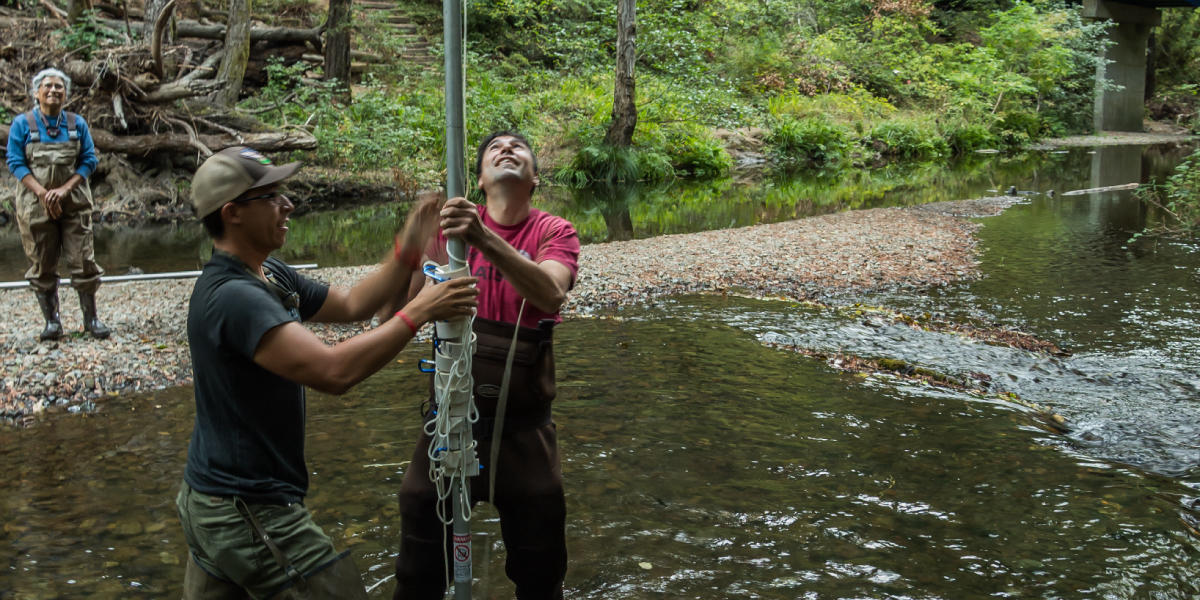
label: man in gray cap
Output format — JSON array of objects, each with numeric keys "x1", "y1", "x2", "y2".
[{"x1": 175, "y1": 146, "x2": 478, "y2": 598}]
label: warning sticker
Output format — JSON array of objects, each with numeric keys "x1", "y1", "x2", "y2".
[{"x1": 453, "y1": 534, "x2": 471, "y2": 563}]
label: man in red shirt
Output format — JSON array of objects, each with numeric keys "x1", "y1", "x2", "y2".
[{"x1": 392, "y1": 131, "x2": 580, "y2": 599}]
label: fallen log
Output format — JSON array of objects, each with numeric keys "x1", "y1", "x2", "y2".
[
  {"x1": 89, "y1": 127, "x2": 318, "y2": 155},
  {"x1": 1060, "y1": 182, "x2": 1140, "y2": 196},
  {"x1": 0, "y1": 123, "x2": 317, "y2": 156},
  {"x1": 174, "y1": 19, "x2": 324, "y2": 48},
  {"x1": 77, "y1": 16, "x2": 325, "y2": 48},
  {"x1": 139, "y1": 76, "x2": 224, "y2": 103}
]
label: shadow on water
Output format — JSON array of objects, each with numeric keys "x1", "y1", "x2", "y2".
[{"x1": 2, "y1": 144, "x2": 1200, "y2": 597}]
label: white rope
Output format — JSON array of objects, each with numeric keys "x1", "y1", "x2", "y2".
[{"x1": 425, "y1": 317, "x2": 478, "y2": 526}]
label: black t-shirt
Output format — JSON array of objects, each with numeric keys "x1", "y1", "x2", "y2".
[{"x1": 183, "y1": 252, "x2": 329, "y2": 504}]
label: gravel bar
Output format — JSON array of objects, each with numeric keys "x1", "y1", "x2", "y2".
[{"x1": 0, "y1": 200, "x2": 998, "y2": 425}]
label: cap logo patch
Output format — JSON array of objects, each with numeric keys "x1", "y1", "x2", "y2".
[{"x1": 239, "y1": 148, "x2": 272, "y2": 165}]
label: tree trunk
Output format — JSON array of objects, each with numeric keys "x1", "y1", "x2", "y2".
[
  {"x1": 143, "y1": 0, "x2": 170, "y2": 41},
  {"x1": 1145, "y1": 30, "x2": 1157, "y2": 102},
  {"x1": 601, "y1": 185, "x2": 635, "y2": 241},
  {"x1": 604, "y1": 0, "x2": 636, "y2": 148},
  {"x1": 324, "y1": 0, "x2": 352, "y2": 97},
  {"x1": 66, "y1": 0, "x2": 91, "y2": 23},
  {"x1": 212, "y1": 0, "x2": 251, "y2": 107}
]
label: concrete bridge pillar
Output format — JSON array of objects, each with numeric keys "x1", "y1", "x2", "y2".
[{"x1": 1084, "y1": 0, "x2": 1161, "y2": 132}]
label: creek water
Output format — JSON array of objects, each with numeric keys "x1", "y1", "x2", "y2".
[{"x1": 1, "y1": 145, "x2": 1198, "y2": 598}]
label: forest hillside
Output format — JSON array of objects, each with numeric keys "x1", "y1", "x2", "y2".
[{"x1": 0, "y1": 0, "x2": 1198, "y2": 222}]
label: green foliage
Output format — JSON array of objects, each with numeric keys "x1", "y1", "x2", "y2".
[
  {"x1": 977, "y1": 1, "x2": 1107, "y2": 136},
  {"x1": 1134, "y1": 147, "x2": 1200, "y2": 239},
  {"x1": 468, "y1": 0, "x2": 612, "y2": 69},
  {"x1": 243, "y1": 62, "x2": 444, "y2": 184},
  {"x1": 238, "y1": 0, "x2": 1118, "y2": 181},
  {"x1": 1150, "y1": 10, "x2": 1200, "y2": 131},
  {"x1": 769, "y1": 115, "x2": 851, "y2": 167},
  {"x1": 769, "y1": 88, "x2": 896, "y2": 124},
  {"x1": 990, "y1": 109, "x2": 1042, "y2": 148},
  {"x1": 665, "y1": 129, "x2": 733, "y2": 179},
  {"x1": 57, "y1": 9, "x2": 120, "y2": 59},
  {"x1": 1152, "y1": 8, "x2": 1200, "y2": 92},
  {"x1": 556, "y1": 143, "x2": 674, "y2": 186},
  {"x1": 943, "y1": 120, "x2": 999, "y2": 154},
  {"x1": 867, "y1": 119, "x2": 949, "y2": 160}
]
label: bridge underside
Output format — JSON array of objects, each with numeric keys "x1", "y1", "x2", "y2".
[
  {"x1": 1111, "y1": 1, "x2": 1199, "y2": 6},
  {"x1": 1085, "y1": 1, "x2": 1154, "y2": 132},
  {"x1": 1084, "y1": 0, "x2": 1197, "y2": 132}
]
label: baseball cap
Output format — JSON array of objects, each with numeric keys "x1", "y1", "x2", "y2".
[{"x1": 191, "y1": 146, "x2": 301, "y2": 218}]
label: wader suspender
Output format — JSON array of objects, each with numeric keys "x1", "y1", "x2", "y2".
[
  {"x1": 233, "y1": 497, "x2": 309, "y2": 592},
  {"x1": 487, "y1": 299, "x2": 527, "y2": 504},
  {"x1": 25, "y1": 110, "x2": 78, "y2": 146}
]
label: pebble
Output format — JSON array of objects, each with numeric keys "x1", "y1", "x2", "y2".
[{"x1": 0, "y1": 201, "x2": 992, "y2": 425}]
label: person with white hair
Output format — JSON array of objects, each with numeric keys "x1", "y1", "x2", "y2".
[{"x1": 5, "y1": 67, "x2": 110, "y2": 340}]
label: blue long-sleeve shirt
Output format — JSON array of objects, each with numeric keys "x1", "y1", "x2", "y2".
[{"x1": 6, "y1": 108, "x2": 98, "y2": 182}]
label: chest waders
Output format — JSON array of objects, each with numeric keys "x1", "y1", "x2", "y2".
[
  {"x1": 15, "y1": 110, "x2": 109, "y2": 340},
  {"x1": 395, "y1": 312, "x2": 566, "y2": 600}
]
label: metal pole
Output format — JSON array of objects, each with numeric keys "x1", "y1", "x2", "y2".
[{"x1": 439, "y1": 0, "x2": 475, "y2": 597}]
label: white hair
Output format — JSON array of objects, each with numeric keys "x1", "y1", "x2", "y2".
[{"x1": 30, "y1": 68, "x2": 72, "y2": 107}]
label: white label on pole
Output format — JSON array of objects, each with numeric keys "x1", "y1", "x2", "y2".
[{"x1": 453, "y1": 533, "x2": 471, "y2": 580}]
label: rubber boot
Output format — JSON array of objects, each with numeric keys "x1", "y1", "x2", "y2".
[
  {"x1": 77, "y1": 291, "x2": 111, "y2": 339},
  {"x1": 34, "y1": 289, "x2": 63, "y2": 341}
]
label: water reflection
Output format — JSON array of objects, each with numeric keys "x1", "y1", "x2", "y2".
[{"x1": 7, "y1": 147, "x2": 1179, "y2": 280}]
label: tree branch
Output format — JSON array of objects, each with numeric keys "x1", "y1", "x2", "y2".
[{"x1": 151, "y1": 0, "x2": 178, "y2": 78}]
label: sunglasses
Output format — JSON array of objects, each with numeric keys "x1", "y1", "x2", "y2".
[{"x1": 233, "y1": 192, "x2": 293, "y2": 207}]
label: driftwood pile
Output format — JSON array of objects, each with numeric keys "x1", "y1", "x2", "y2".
[{"x1": 0, "y1": 1, "x2": 327, "y2": 223}]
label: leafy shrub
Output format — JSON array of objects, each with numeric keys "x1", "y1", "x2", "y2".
[
  {"x1": 57, "y1": 9, "x2": 120, "y2": 59},
  {"x1": 1153, "y1": 8, "x2": 1200, "y2": 92},
  {"x1": 1134, "y1": 147, "x2": 1200, "y2": 239},
  {"x1": 235, "y1": 0, "x2": 1114, "y2": 180},
  {"x1": 978, "y1": 2, "x2": 1109, "y2": 135},
  {"x1": 867, "y1": 119, "x2": 949, "y2": 159},
  {"x1": 990, "y1": 109, "x2": 1042, "y2": 148},
  {"x1": 664, "y1": 129, "x2": 732, "y2": 178},
  {"x1": 768, "y1": 88, "x2": 897, "y2": 125},
  {"x1": 556, "y1": 144, "x2": 674, "y2": 186},
  {"x1": 769, "y1": 116, "x2": 851, "y2": 166},
  {"x1": 943, "y1": 120, "x2": 998, "y2": 154}
]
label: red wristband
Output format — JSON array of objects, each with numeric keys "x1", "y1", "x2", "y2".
[
  {"x1": 395, "y1": 310, "x2": 419, "y2": 334},
  {"x1": 394, "y1": 238, "x2": 421, "y2": 270}
]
